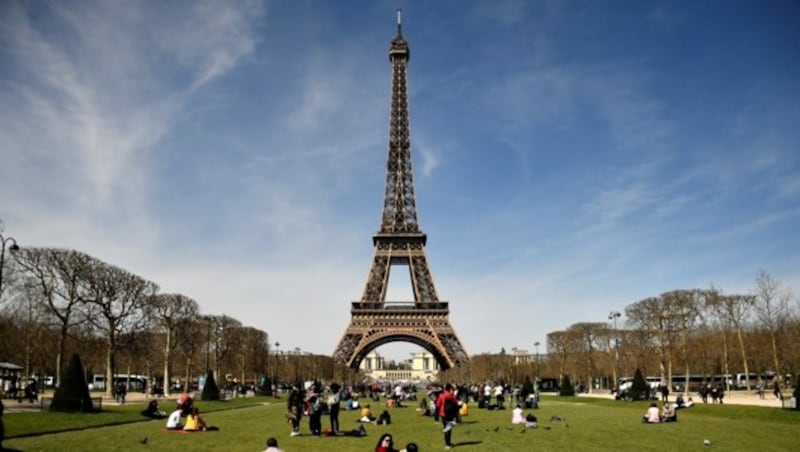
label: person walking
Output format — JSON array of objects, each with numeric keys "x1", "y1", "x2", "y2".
[
  {"x1": 328, "y1": 382, "x2": 343, "y2": 434},
  {"x1": 773, "y1": 380, "x2": 783, "y2": 401},
  {"x1": 287, "y1": 382, "x2": 304, "y2": 437},
  {"x1": 436, "y1": 383, "x2": 459, "y2": 449}
]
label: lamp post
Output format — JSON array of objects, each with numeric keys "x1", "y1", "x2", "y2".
[
  {"x1": 533, "y1": 341, "x2": 541, "y2": 394},
  {"x1": 274, "y1": 342, "x2": 280, "y2": 387},
  {"x1": 205, "y1": 316, "x2": 213, "y2": 374},
  {"x1": 0, "y1": 233, "x2": 20, "y2": 299},
  {"x1": 608, "y1": 310, "x2": 621, "y2": 391}
]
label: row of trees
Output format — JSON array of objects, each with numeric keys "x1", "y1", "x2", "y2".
[
  {"x1": 439, "y1": 272, "x2": 798, "y2": 392},
  {"x1": 0, "y1": 245, "x2": 280, "y2": 396}
]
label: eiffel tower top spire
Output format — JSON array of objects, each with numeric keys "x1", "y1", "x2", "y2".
[
  {"x1": 390, "y1": 9, "x2": 409, "y2": 60},
  {"x1": 381, "y1": 8, "x2": 420, "y2": 238}
]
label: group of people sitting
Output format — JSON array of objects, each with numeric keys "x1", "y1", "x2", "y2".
[
  {"x1": 642, "y1": 401, "x2": 678, "y2": 423},
  {"x1": 358, "y1": 404, "x2": 393, "y2": 425},
  {"x1": 144, "y1": 394, "x2": 217, "y2": 432}
]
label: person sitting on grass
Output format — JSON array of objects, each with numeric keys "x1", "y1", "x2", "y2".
[
  {"x1": 360, "y1": 404, "x2": 376, "y2": 423},
  {"x1": 166, "y1": 408, "x2": 184, "y2": 430},
  {"x1": 675, "y1": 394, "x2": 694, "y2": 409},
  {"x1": 643, "y1": 402, "x2": 660, "y2": 423},
  {"x1": 511, "y1": 404, "x2": 525, "y2": 424},
  {"x1": 661, "y1": 403, "x2": 677, "y2": 422},
  {"x1": 377, "y1": 409, "x2": 392, "y2": 425},
  {"x1": 525, "y1": 413, "x2": 538, "y2": 428},
  {"x1": 141, "y1": 400, "x2": 167, "y2": 419},
  {"x1": 183, "y1": 407, "x2": 208, "y2": 431}
]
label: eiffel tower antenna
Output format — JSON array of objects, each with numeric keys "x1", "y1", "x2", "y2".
[
  {"x1": 333, "y1": 13, "x2": 468, "y2": 371},
  {"x1": 396, "y1": 8, "x2": 402, "y2": 36}
]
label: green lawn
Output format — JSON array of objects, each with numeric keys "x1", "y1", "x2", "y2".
[{"x1": 3, "y1": 395, "x2": 799, "y2": 451}]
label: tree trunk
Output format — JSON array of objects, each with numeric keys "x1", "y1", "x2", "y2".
[
  {"x1": 105, "y1": 338, "x2": 115, "y2": 398},
  {"x1": 163, "y1": 329, "x2": 171, "y2": 398},
  {"x1": 722, "y1": 333, "x2": 730, "y2": 391},
  {"x1": 770, "y1": 331, "x2": 781, "y2": 382},
  {"x1": 736, "y1": 327, "x2": 751, "y2": 390}
]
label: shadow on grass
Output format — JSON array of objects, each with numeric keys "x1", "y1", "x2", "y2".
[{"x1": 454, "y1": 440, "x2": 484, "y2": 447}]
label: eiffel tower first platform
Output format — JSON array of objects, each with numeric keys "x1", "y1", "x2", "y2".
[{"x1": 333, "y1": 12, "x2": 468, "y2": 371}]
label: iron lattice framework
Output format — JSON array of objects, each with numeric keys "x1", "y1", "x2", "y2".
[{"x1": 333, "y1": 13, "x2": 468, "y2": 371}]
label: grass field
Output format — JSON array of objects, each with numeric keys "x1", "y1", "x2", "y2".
[{"x1": 3, "y1": 395, "x2": 799, "y2": 451}]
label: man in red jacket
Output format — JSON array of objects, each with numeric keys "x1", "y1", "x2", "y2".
[{"x1": 436, "y1": 384, "x2": 459, "y2": 449}]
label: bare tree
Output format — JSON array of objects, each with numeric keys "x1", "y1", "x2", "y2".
[
  {"x1": 753, "y1": 270, "x2": 792, "y2": 380},
  {"x1": 706, "y1": 289, "x2": 755, "y2": 389},
  {"x1": 546, "y1": 329, "x2": 582, "y2": 384},
  {"x1": 212, "y1": 315, "x2": 243, "y2": 384},
  {"x1": 567, "y1": 322, "x2": 607, "y2": 393},
  {"x1": 149, "y1": 293, "x2": 199, "y2": 397},
  {"x1": 662, "y1": 289, "x2": 705, "y2": 393},
  {"x1": 84, "y1": 259, "x2": 158, "y2": 397},
  {"x1": 175, "y1": 316, "x2": 206, "y2": 392},
  {"x1": 232, "y1": 326, "x2": 269, "y2": 385},
  {"x1": 626, "y1": 296, "x2": 676, "y2": 383},
  {"x1": 13, "y1": 248, "x2": 94, "y2": 386}
]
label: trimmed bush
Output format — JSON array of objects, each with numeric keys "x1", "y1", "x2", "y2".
[
  {"x1": 201, "y1": 370, "x2": 220, "y2": 401},
  {"x1": 630, "y1": 368, "x2": 650, "y2": 401},
  {"x1": 50, "y1": 353, "x2": 94, "y2": 412},
  {"x1": 560, "y1": 375, "x2": 575, "y2": 396}
]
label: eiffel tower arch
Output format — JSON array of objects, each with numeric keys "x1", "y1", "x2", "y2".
[{"x1": 333, "y1": 11, "x2": 468, "y2": 371}]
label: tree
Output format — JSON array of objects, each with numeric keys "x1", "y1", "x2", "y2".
[
  {"x1": 626, "y1": 296, "x2": 675, "y2": 383},
  {"x1": 175, "y1": 316, "x2": 206, "y2": 393},
  {"x1": 753, "y1": 271, "x2": 792, "y2": 380},
  {"x1": 84, "y1": 260, "x2": 158, "y2": 397},
  {"x1": 662, "y1": 290, "x2": 704, "y2": 393},
  {"x1": 547, "y1": 330, "x2": 581, "y2": 384},
  {"x1": 149, "y1": 293, "x2": 199, "y2": 397},
  {"x1": 568, "y1": 322, "x2": 606, "y2": 393},
  {"x1": 706, "y1": 289, "x2": 755, "y2": 390},
  {"x1": 233, "y1": 326, "x2": 269, "y2": 385},
  {"x1": 210, "y1": 315, "x2": 242, "y2": 381},
  {"x1": 13, "y1": 248, "x2": 93, "y2": 387},
  {"x1": 50, "y1": 353, "x2": 93, "y2": 412}
]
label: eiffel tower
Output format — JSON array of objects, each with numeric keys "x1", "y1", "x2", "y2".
[{"x1": 333, "y1": 11, "x2": 468, "y2": 371}]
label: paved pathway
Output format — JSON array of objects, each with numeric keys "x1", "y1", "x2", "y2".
[{"x1": 577, "y1": 390, "x2": 793, "y2": 408}]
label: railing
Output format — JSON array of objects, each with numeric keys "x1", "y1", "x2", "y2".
[{"x1": 351, "y1": 301, "x2": 449, "y2": 311}]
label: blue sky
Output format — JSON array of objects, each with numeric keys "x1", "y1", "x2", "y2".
[{"x1": 1, "y1": 1, "x2": 798, "y2": 362}]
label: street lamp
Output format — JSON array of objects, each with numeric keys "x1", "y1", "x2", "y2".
[
  {"x1": 273, "y1": 342, "x2": 280, "y2": 387},
  {"x1": 0, "y1": 233, "x2": 20, "y2": 298},
  {"x1": 205, "y1": 316, "x2": 213, "y2": 373},
  {"x1": 533, "y1": 341, "x2": 541, "y2": 394},
  {"x1": 608, "y1": 310, "x2": 621, "y2": 391}
]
